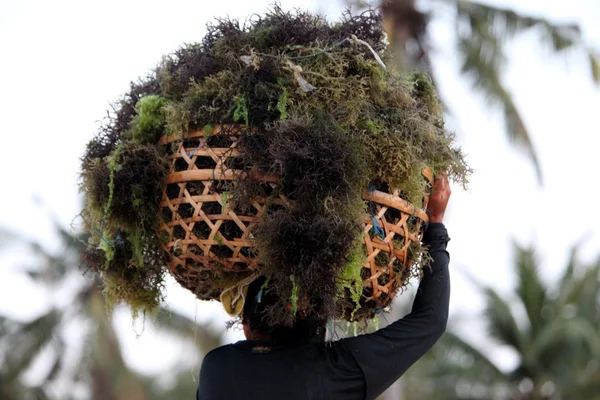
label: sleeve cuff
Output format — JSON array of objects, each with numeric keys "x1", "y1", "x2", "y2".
[{"x1": 422, "y1": 223, "x2": 450, "y2": 249}]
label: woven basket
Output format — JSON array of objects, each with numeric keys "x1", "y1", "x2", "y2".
[{"x1": 158, "y1": 125, "x2": 431, "y2": 314}]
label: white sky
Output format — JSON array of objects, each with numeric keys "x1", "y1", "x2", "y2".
[{"x1": 1, "y1": 0, "x2": 599, "y2": 386}]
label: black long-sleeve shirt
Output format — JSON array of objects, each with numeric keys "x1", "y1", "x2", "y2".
[{"x1": 197, "y1": 223, "x2": 450, "y2": 400}]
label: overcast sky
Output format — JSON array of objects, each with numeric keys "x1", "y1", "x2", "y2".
[{"x1": 1, "y1": 0, "x2": 599, "y2": 387}]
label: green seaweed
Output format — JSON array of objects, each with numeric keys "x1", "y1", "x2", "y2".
[
  {"x1": 290, "y1": 275, "x2": 299, "y2": 316},
  {"x1": 129, "y1": 95, "x2": 169, "y2": 143},
  {"x1": 275, "y1": 78, "x2": 289, "y2": 120},
  {"x1": 204, "y1": 123, "x2": 215, "y2": 139},
  {"x1": 232, "y1": 97, "x2": 249, "y2": 125},
  {"x1": 221, "y1": 191, "x2": 230, "y2": 210},
  {"x1": 338, "y1": 237, "x2": 365, "y2": 319}
]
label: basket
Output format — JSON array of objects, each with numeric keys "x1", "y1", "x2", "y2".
[{"x1": 158, "y1": 125, "x2": 431, "y2": 315}]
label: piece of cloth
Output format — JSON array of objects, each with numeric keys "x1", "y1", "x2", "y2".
[
  {"x1": 220, "y1": 272, "x2": 260, "y2": 317},
  {"x1": 197, "y1": 223, "x2": 451, "y2": 400}
]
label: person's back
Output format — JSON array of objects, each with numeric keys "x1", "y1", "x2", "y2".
[
  {"x1": 199, "y1": 340, "x2": 365, "y2": 399},
  {"x1": 197, "y1": 175, "x2": 452, "y2": 400}
]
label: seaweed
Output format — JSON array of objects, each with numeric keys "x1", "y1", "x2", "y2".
[{"x1": 80, "y1": 6, "x2": 470, "y2": 323}]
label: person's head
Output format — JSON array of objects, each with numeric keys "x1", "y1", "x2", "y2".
[{"x1": 242, "y1": 276, "x2": 327, "y2": 344}]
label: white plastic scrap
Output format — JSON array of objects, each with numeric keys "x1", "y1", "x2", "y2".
[
  {"x1": 286, "y1": 60, "x2": 316, "y2": 92},
  {"x1": 351, "y1": 35, "x2": 387, "y2": 70},
  {"x1": 239, "y1": 49, "x2": 261, "y2": 70},
  {"x1": 240, "y1": 55, "x2": 253, "y2": 66}
]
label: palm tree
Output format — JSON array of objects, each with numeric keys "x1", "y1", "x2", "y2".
[
  {"x1": 0, "y1": 220, "x2": 223, "y2": 399},
  {"x1": 401, "y1": 243, "x2": 600, "y2": 399},
  {"x1": 349, "y1": 0, "x2": 600, "y2": 183}
]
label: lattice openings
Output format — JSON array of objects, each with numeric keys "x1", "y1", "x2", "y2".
[{"x1": 158, "y1": 125, "x2": 430, "y2": 311}]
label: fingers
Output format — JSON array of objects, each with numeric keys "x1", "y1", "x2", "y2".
[
  {"x1": 433, "y1": 172, "x2": 450, "y2": 194},
  {"x1": 427, "y1": 172, "x2": 451, "y2": 223}
]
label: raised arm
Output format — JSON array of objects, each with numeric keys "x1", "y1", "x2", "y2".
[{"x1": 339, "y1": 174, "x2": 452, "y2": 400}]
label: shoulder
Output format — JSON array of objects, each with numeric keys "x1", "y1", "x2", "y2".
[
  {"x1": 201, "y1": 343, "x2": 234, "y2": 365},
  {"x1": 324, "y1": 340, "x2": 364, "y2": 372}
]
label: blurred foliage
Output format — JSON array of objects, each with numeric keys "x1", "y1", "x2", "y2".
[
  {"x1": 350, "y1": 0, "x2": 600, "y2": 184},
  {"x1": 0, "y1": 221, "x2": 223, "y2": 400},
  {"x1": 402, "y1": 243, "x2": 600, "y2": 399}
]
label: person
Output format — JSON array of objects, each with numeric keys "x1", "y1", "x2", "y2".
[{"x1": 196, "y1": 174, "x2": 452, "y2": 400}]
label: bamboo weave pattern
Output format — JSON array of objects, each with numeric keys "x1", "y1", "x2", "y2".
[{"x1": 158, "y1": 126, "x2": 430, "y2": 311}]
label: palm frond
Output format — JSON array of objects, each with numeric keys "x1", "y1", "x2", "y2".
[
  {"x1": 456, "y1": 21, "x2": 542, "y2": 183},
  {"x1": 525, "y1": 317, "x2": 571, "y2": 365},
  {"x1": 512, "y1": 244, "x2": 547, "y2": 337},
  {"x1": 451, "y1": 0, "x2": 599, "y2": 183},
  {"x1": 557, "y1": 256, "x2": 600, "y2": 322},
  {"x1": 0, "y1": 315, "x2": 12, "y2": 337},
  {"x1": 1, "y1": 225, "x2": 72, "y2": 284},
  {"x1": 560, "y1": 244, "x2": 581, "y2": 284},
  {"x1": 484, "y1": 288, "x2": 524, "y2": 352},
  {"x1": 42, "y1": 338, "x2": 66, "y2": 384},
  {"x1": 454, "y1": 1, "x2": 583, "y2": 54},
  {"x1": 571, "y1": 260, "x2": 600, "y2": 321},
  {"x1": 0, "y1": 216, "x2": 175, "y2": 399},
  {"x1": 563, "y1": 317, "x2": 600, "y2": 357},
  {"x1": 0, "y1": 310, "x2": 61, "y2": 382},
  {"x1": 404, "y1": 330, "x2": 514, "y2": 399},
  {"x1": 451, "y1": 262, "x2": 525, "y2": 352},
  {"x1": 440, "y1": 331, "x2": 510, "y2": 380}
]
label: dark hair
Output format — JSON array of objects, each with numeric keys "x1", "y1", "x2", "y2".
[{"x1": 242, "y1": 276, "x2": 327, "y2": 344}]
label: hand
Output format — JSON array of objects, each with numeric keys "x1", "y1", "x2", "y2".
[{"x1": 427, "y1": 173, "x2": 451, "y2": 224}]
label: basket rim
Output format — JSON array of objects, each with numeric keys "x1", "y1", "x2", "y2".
[
  {"x1": 159, "y1": 124, "x2": 242, "y2": 145},
  {"x1": 160, "y1": 124, "x2": 432, "y2": 222}
]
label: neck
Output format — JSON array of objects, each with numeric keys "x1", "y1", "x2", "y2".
[
  {"x1": 246, "y1": 331, "x2": 273, "y2": 341},
  {"x1": 243, "y1": 323, "x2": 273, "y2": 341}
]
